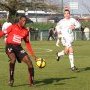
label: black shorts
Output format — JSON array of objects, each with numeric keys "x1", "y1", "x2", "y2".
[{"x1": 5, "y1": 44, "x2": 28, "y2": 63}]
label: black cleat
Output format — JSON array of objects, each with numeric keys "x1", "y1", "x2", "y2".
[
  {"x1": 71, "y1": 66, "x2": 79, "y2": 72},
  {"x1": 29, "y1": 76, "x2": 34, "y2": 86},
  {"x1": 56, "y1": 52, "x2": 60, "y2": 61},
  {"x1": 29, "y1": 83, "x2": 34, "y2": 86},
  {"x1": 8, "y1": 80, "x2": 14, "y2": 86}
]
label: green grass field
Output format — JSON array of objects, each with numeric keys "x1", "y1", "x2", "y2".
[{"x1": 0, "y1": 39, "x2": 90, "y2": 90}]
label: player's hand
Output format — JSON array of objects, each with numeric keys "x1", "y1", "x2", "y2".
[
  {"x1": 34, "y1": 56, "x2": 38, "y2": 61},
  {"x1": 69, "y1": 25, "x2": 75, "y2": 30},
  {"x1": 32, "y1": 55, "x2": 38, "y2": 61}
]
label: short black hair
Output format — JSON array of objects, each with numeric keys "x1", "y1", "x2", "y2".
[
  {"x1": 19, "y1": 15, "x2": 27, "y2": 20},
  {"x1": 64, "y1": 9, "x2": 70, "y2": 14}
]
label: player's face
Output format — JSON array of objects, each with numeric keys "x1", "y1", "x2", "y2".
[
  {"x1": 64, "y1": 11, "x2": 70, "y2": 19},
  {"x1": 19, "y1": 17, "x2": 27, "y2": 27}
]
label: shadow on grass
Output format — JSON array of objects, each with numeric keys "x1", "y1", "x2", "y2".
[
  {"x1": 85, "y1": 67, "x2": 90, "y2": 71},
  {"x1": 12, "y1": 84, "x2": 30, "y2": 87},
  {"x1": 12, "y1": 77, "x2": 76, "y2": 87},
  {"x1": 35, "y1": 77, "x2": 76, "y2": 86},
  {"x1": 78, "y1": 67, "x2": 90, "y2": 72}
]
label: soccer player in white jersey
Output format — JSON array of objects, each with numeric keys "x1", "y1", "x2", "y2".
[
  {"x1": 2, "y1": 17, "x2": 12, "y2": 42},
  {"x1": 55, "y1": 9, "x2": 81, "y2": 71}
]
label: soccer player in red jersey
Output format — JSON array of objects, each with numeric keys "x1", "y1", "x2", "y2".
[{"x1": 0, "y1": 15, "x2": 37, "y2": 86}]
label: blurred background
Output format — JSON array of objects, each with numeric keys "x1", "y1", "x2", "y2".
[{"x1": 0, "y1": 0, "x2": 90, "y2": 41}]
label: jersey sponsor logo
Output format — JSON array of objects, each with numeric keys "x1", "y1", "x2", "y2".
[
  {"x1": 13, "y1": 34, "x2": 22, "y2": 44},
  {"x1": 68, "y1": 29, "x2": 73, "y2": 34},
  {"x1": 8, "y1": 48, "x2": 13, "y2": 52},
  {"x1": 20, "y1": 50, "x2": 25, "y2": 53},
  {"x1": 14, "y1": 28, "x2": 18, "y2": 31}
]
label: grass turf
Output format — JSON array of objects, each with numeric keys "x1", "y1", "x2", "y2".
[{"x1": 0, "y1": 39, "x2": 90, "y2": 90}]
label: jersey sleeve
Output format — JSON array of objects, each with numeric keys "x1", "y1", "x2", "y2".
[
  {"x1": 24, "y1": 30, "x2": 35, "y2": 56},
  {"x1": 3, "y1": 25, "x2": 12, "y2": 34},
  {"x1": 25, "y1": 41, "x2": 35, "y2": 56},
  {"x1": 73, "y1": 18, "x2": 81, "y2": 29},
  {"x1": 55, "y1": 21, "x2": 62, "y2": 33},
  {"x1": 0, "y1": 25, "x2": 13, "y2": 37}
]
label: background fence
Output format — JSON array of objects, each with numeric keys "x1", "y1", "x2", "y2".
[{"x1": 30, "y1": 30, "x2": 90, "y2": 41}]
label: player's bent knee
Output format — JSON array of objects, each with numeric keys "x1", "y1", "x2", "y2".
[
  {"x1": 10, "y1": 59, "x2": 16, "y2": 64},
  {"x1": 22, "y1": 56, "x2": 33, "y2": 67}
]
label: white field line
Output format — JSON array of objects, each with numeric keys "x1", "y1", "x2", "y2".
[{"x1": 34, "y1": 48, "x2": 53, "y2": 53}]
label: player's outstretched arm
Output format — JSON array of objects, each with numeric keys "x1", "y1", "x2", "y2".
[{"x1": 25, "y1": 41, "x2": 37, "y2": 61}]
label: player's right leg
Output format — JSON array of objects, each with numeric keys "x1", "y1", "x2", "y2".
[
  {"x1": 56, "y1": 50, "x2": 64, "y2": 61},
  {"x1": 7, "y1": 53, "x2": 16, "y2": 86},
  {"x1": 5, "y1": 45, "x2": 16, "y2": 86},
  {"x1": 56, "y1": 42, "x2": 70, "y2": 61},
  {"x1": 48, "y1": 35, "x2": 50, "y2": 40},
  {"x1": 56, "y1": 37, "x2": 66, "y2": 61}
]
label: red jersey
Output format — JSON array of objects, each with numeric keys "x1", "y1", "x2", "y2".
[{"x1": 3, "y1": 23, "x2": 29, "y2": 45}]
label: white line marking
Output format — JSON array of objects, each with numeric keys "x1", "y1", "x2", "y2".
[
  {"x1": 34, "y1": 48, "x2": 53, "y2": 53},
  {"x1": 46, "y1": 49, "x2": 53, "y2": 52}
]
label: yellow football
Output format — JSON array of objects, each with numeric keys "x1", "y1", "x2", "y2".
[{"x1": 36, "y1": 58, "x2": 46, "y2": 68}]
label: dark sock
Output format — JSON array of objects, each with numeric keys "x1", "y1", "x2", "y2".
[
  {"x1": 9, "y1": 63, "x2": 15, "y2": 81},
  {"x1": 28, "y1": 67, "x2": 34, "y2": 84}
]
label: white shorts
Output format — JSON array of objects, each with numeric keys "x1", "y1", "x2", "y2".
[{"x1": 61, "y1": 36, "x2": 74, "y2": 47}]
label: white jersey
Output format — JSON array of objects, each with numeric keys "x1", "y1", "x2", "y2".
[
  {"x1": 56, "y1": 18, "x2": 80, "y2": 37},
  {"x1": 56, "y1": 18, "x2": 80, "y2": 47},
  {"x1": 2, "y1": 22, "x2": 12, "y2": 31},
  {"x1": 2, "y1": 21, "x2": 12, "y2": 42}
]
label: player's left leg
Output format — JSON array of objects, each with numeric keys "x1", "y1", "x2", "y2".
[
  {"x1": 57, "y1": 46, "x2": 69, "y2": 61},
  {"x1": 68, "y1": 47, "x2": 74, "y2": 68},
  {"x1": 48, "y1": 35, "x2": 50, "y2": 40},
  {"x1": 5, "y1": 44, "x2": 16, "y2": 86},
  {"x1": 56, "y1": 36, "x2": 71, "y2": 61},
  {"x1": 68, "y1": 47, "x2": 78, "y2": 71},
  {"x1": 51, "y1": 35, "x2": 55, "y2": 40},
  {"x1": 56, "y1": 50, "x2": 64, "y2": 61},
  {"x1": 22, "y1": 55, "x2": 34, "y2": 86}
]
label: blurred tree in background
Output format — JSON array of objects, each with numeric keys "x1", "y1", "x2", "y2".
[{"x1": 0, "y1": 0, "x2": 61, "y2": 23}]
